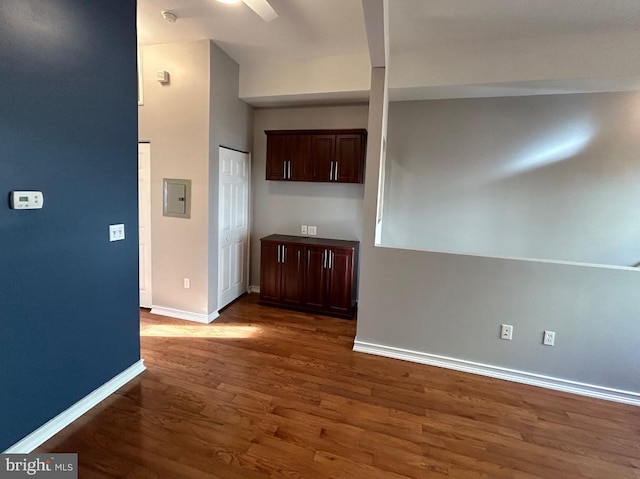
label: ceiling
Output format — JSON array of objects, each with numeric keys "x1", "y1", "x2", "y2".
[
  {"x1": 138, "y1": 0, "x2": 640, "y2": 104},
  {"x1": 137, "y1": 0, "x2": 369, "y2": 65}
]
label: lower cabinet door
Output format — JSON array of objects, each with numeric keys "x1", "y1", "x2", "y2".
[
  {"x1": 260, "y1": 241, "x2": 281, "y2": 303},
  {"x1": 303, "y1": 245, "x2": 328, "y2": 310},
  {"x1": 326, "y1": 248, "x2": 354, "y2": 315},
  {"x1": 281, "y1": 244, "x2": 304, "y2": 306}
]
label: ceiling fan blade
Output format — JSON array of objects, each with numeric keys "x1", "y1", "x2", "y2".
[{"x1": 242, "y1": 0, "x2": 279, "y2": 22}]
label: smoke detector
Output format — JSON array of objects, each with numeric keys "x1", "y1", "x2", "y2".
[{"x1": 161, "y1": 10, "x2": 177, "y2": 23}]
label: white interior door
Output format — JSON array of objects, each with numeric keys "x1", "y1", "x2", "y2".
[
  {"x1": 138, "y1": 143, "x2": 152, "y2": 308},
  {"x1": 218, "y1": 147, "x2": 250, "y2": 309}
]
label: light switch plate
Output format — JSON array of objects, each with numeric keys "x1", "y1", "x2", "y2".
[
  {"x1": 308, "y1": 226, "x2": 317, "y2": 236},
  {"x1": 109, "y1": 224, "x2": 125, "y2": 242}
]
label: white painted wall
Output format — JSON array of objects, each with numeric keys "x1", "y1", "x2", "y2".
[
  {"x1": 382, "y1": 92, "x2": 640, "y2": 267},
  {"x1": 357, "y1": 67, "x2": 640, "y2": 395},
  {"x1": 250, "y1": 104, "x2": 369, "y2": 287},
  {"x1": 390, "y1": 30, "x2": 640, "y2": 99},
  {"x1": 208, "y1": 42, "x2": 253, "y2": 312},
  {"x1": 138, "y1": 40, "x2": 211, "y2": 314},
  {"x1": 240, "y1": 54, "x2": 371, "y2": 106}
]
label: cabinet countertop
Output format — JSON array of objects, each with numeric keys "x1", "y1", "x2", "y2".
[{"x1": 260, "y1": 234, "x2": 359, "y2": 248}]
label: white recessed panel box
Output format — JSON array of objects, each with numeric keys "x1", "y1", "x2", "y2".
[
  {"x1": 163, "y1": 179, "x2": 191, "y2": 219},
  {"x1": 10, "y1": 191, "x2": 44, "y2": 210}
]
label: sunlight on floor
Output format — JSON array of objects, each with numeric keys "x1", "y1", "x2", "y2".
[{"x1": 140, "y1": 324, "x2": 260, "y2": 338}]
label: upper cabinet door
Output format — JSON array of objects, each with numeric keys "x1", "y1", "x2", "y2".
[
  {"x1": 335, "y1": 134, "x2": 365, "y2": 183},
  {"x1": 266, "y1": 134, "x2": 288, "y2": 180},
  {"x1": 288, "y1": 135, "x2": 312, "y2": 181},
  {"x1": 310, "y1": 135, "x2": 335, "y2": 181}
]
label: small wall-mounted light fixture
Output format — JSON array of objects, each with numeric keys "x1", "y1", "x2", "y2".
[{"x1": 156, "y1": 71, "x2": 170, "y2": 84}]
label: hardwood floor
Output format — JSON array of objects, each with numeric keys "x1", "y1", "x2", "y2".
[{"x1": 38, "y1": 294, "x2": 640, "y2": 478}]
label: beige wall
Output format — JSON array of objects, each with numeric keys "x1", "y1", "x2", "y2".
[
  {"x1": 240, "y1": 54, "x2": 371, "y2": 105},
  {"x1": 390, "y1": 30, "x2": 640, "y2": 95},
  {"x1": 208, "y1": 43, "x2": 254, "y2": 311},
  {"x1": 250, "y1": 104, "x2": 369, "y2": 287},
  {"x1": 139, "y1": 40, "x2": 252, "y2": 315},
  {"x1": 138, "y1": 40, "x2": 211, "y2": 314}
]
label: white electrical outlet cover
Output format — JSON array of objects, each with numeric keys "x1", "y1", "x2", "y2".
[
  {"x1": 543, "y1": 330, "x2": 556, "y2": 346},
  {"x1": 308, "y1": 226, "x2": 317, "y2": 236},
  {"x1": 500, "y1": 324, "x2": 513, "y2": 340}
]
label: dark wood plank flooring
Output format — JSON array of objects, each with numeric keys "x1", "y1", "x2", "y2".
[{"x1": 38, "y1": 294, "x2": 640, "y2": 478}]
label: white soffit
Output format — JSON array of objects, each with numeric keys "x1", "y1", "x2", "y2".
[
  {"x1": 389, "y1": 77, "x2": 640, "y2": 102},
  {"x1": 388, "y1": 0, "x2": 640, "y2": 100}
]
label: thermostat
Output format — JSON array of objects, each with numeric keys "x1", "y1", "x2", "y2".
[{"x1": 10, "y1": 191, "x2": 44, "y2": 210}]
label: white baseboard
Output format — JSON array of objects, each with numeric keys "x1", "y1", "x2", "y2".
[
  {"x1": 150, "y1": 306, "x2": 219, "y2": 324},
  {"x1": 353, "y1": 340, "x2": 640, "y2": 407},
  {"x1": 248, "y1": 285, "x2": 260, "y2": 294},
  {"x1": 4, "y1": 359, "x2": 146, "y2": 454}
]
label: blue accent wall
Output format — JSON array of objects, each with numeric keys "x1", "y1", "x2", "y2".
[{"x1": 0, "y1": 0, "x2": 139, "y2": 450}]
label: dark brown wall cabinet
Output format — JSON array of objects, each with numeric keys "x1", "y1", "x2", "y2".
[
  {"x1": 259, "y1": 234, "x2": 359, "y2": 319},
  {"x1": 265, "y1": 129, "x2": 367, "y2": 183}
]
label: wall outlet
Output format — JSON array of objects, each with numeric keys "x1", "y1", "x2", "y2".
[
  {"x1": 301, "y1": 225, "x2": 308, "y2": 235},
  {"x1": 500, "y1": 324, "x2": 513, "y2": 340},
  {"x1": 109, "y1": 224, "x2": 125, "y2": 242},
  {"x1": 308, "y1": 226, "x2": 317, "y2": 236},
  {"x1": 543, "y1": 330, "x2": 556, "y2": 346},
  {"x1": 183, "y1": 278, "x2": 190, "y2": 289}
]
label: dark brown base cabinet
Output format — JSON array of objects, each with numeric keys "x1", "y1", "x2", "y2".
[{"x1": 259, "y1": 235, "x2": 359, "y2": 319}]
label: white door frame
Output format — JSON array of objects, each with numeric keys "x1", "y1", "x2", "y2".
[
  {"x1": 246, "y1": 152, "x2": 252, "y2": 295},
  {"x1": 138, "y1": 142, "x2": 152, "y2": 308}
]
